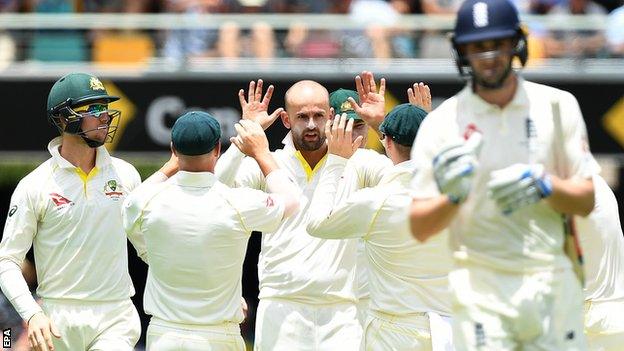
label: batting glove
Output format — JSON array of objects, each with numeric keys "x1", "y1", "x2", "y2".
[
  {"x1": 487, "y1": 163, "x2": 553, "y2": 215},
  {"x1": 433, "y1": 133, "x2": 482, "y2": 204}
]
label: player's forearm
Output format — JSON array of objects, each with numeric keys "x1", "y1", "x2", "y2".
[
  {"x1": 410, "y1": 195, "x2": 459, "y2": 242},
  {"x1": 265, "y1": 169, "x2": 300, "y2": 218},
  {"x1": 215, "y1": 144, "x2": 245, "y2": 186},
  {"x1": 0, "y1": 260, "x2": 42, "y2": 321},
  {"x1": 546, "y1": 176, "x2": 595, "y2": 217}
]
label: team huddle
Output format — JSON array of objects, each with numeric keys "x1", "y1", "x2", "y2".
[{"x1": 1, "y1": 0, "x2": 623, "y2": 350}]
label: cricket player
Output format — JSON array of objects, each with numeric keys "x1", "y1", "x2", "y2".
[
  {"x1": 307, "y1": 106, "x2": 454, "y2": 350},
  {"x1": 215, "y1": 79, "x2": 391, "y2": 350},
  {"x1": 123, "y1": 111, "x2": 300, "y2": 350},
  {"x1": 329, "y1": 84, "x2": 433, "y2": 329},
  {"x1": 577, "y1": 175, "x2": 624, "y2": 350},
  {"x1": 0, "y1": 73, "x2": 142, "y2": 351},
  {"x1": 409, "y1": 0, "x2": 599, "y2": 349}
]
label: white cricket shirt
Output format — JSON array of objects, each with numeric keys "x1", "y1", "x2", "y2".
[
  {"x1": 411, "y1": 78, "x2": 600, "y2": 272},
  {"x1": 577, "y1": 175, "x2": 624, "y2": 302},
  {"x1": 0, "y1": 137, "x2": 141, "y2": 320},
  {"x1": 216, "y1": 133, "x2": 390, "y2": 304},
  {"x1": 123, "y1": 171, "x2": 285, "y2": 325},
  {"x1": 307, "y1": 156, "x2": 453, "y2": 316}
]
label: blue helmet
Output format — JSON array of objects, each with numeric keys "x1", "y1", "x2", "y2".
[{"x1": 450, "y1": 0, "x2": 528, "y2": 80}]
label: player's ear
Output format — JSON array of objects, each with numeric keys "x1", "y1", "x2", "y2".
[
  {"x1": 170, "y1": 142, "x2": 177, "y2": 157},
  {"x1": 214, "y1": 142, "x2": 222, "y2": 158},
  {"x1": 280, "y1": 110, "x2": 291, "y2": 129},
  {"x1": 329, "y1": 107, "x2": 335, "y2": 120}
]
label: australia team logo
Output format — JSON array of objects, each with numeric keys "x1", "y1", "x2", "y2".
[{"x1": 104, "y1": 179, "x2": 124, "y2": 200}]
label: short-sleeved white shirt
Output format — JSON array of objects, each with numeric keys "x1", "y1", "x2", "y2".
[
  {"x1": 411, "y1": 78, "x2": 600, "y2": 272},
  {"x1": 123, "y1": 171, "x2": 285, "y2": 325}
]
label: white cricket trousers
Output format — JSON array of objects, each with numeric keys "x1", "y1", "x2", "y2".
[
  {"x1": 254, "y1": 298, "x2": 362, "y2": 350},
  {"x1": 584, "y1": 298, "x2": 624, "y2": 351},
  {"x1": 42, "y1": 298, "x2": 140, "y2": 351},
  {"x1": 450, "y1": 263, "x2": 587, "y2": 351},
  {"x1": 146, "y1": 317, "x2": 245, "y2": 351},
  {"x1": 362, "y1": 310, "x2": 453, "y2": 351}
]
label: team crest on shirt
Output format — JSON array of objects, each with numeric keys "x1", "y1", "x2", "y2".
[
  {"x1": 104, "y1": 179, "x2": 124, "y2": 200},
  {"x1": 50, "y1": 193, "x2": 74, "y2": 208},
  {"x1": 463, "y1": 123, "x2": 482, "y2": 140}
]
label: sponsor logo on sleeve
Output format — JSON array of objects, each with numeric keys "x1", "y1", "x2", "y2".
[{"x1": 8, "y1": 205, "x2": 17, "y2": 217}]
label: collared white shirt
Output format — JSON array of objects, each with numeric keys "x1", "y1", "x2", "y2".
[
  {"x1": 577, "y1": 175, "x2": 624, "y2": 302},
  {"x1": 411, "y1": 78, "x2": 600, "y2": 272},
  {"x1": 216, "y1": 133, "x2": 390, "y2": 304},
  {"x1": 307, "y1": 156, "x2": 453, "y2": 316},
  {"x1": 122, "y1": 171, "x2": 285, "y2": 325},
  {"x1": 0, "y1": 137, "x2": 141, "y2": 320}
]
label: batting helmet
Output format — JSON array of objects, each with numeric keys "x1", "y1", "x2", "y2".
[
  {"x1": 450, "y1": 0, "x2": 528, "y2": 81},
  {"x1": 47, "y1": 73, "x2": 121, "y2": 147}
]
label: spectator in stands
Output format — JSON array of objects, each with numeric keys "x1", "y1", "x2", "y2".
[
  {"x1": 544, "y1": 0, "x2": 608, "y2": 58},
  {"x1": 606, "y1": 2, "x2": 624, "y2": 56},
  {"x1": 162, "y1": 0, "x2": 220, "y2": 62},
  {"x1": 419, "y1": 0, "x2": 463, "y2": 57}
]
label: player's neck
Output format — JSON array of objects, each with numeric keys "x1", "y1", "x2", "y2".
[
  {"x1": 476, "y1": 74, "x2": 518, "y2": 109},
  {"x1": 298, "y1": 144, "x2": 328, "y2": 170},
  {"x1": 59, "y1": 134, "x2": 97, "y2": 174}
]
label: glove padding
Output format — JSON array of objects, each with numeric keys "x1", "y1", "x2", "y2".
[
  {"x1": 487, "y1": 163, "x2": 553, "y2": 215},
  {"x1": 433, "y1": 133, "x2": 482, "y2": 204}
]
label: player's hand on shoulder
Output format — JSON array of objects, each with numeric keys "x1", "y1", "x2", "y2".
[
  {"x1": 433, "y1": 132, "x2": 483, "y2": 204},
  {"x1": 238, "y1": 79, "x2": 284, "y2": 130},
  {"x1": 28, "y1": 311, "x2": 61, "y2": 351},
  {"x1": 407, "y1": 82, "x2": 432, "y2": 112},
  {"x1": 231, "y1": 120, "x2": 270, "y2": 159},
  {"x1": 326, "y1": 113, "x2": 363, "y2": 159},
  {"x1": 487, "y1": 163, "x2": 553, "y2": 215}
]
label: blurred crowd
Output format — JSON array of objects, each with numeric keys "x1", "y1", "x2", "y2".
[{"x1": 0, "y1": 0, "x2": 622, "y2": 66}]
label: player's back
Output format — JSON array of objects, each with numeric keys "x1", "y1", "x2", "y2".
[{"x1": 139, "y1": 173, "x2": 257, "y2": 325}]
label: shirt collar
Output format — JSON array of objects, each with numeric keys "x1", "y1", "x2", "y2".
[
  {"x1": 464, "y1": 76, "x2": 529, "y2": 114},
  {"x1": 281, "y1": 131, "x2": 296, "y2": 151},
  {"x1": 48, "y1": 136, "x2": 112, "y2": 169},
  {"x1": 173, "y1": 171, "x2": 217, "y2": 188}
]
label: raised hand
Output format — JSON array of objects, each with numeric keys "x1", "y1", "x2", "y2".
[
  {"x1": 348, "y1": 71, "x2": 386, "y2": 133},
  {"x1": 238, "y1": 79, "x2": 284, "y2": 130},
  {"x1": 230, "y1": 120, "x2": 270, "y2": 159},
  {"x1": 325, "y1": 113, "x2": 363, "y2": 159},
  {"x1": 407, "y1": 82, "x2": 432, "y2": 112}
]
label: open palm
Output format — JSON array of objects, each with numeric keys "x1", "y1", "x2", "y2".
[{"x1": 238, "y1": 79, "x2": 283, "y2": 130}]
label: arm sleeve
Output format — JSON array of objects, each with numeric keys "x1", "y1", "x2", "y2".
[
  {"x1": 307, "y1": 155, "x2": 382, "y2": 239},
  {"x1": 0, "y1": 181, "x2": 43, "y2": 321},
  {"x1": 556, "y1": 91, "x2": 601, "y2": 179},
  {"x1": 410, "y1": 118, "x2": 443, "y2": 199},
  {"x1": 215, "y1": 144, "x2": 246, "y2": 187},
  {"x1": 265, "y1": 169, "x2": 301, "y2": 218},
  {"x1": 361, "y1": 152, "x2": 393, "y2": 188},
  {"x1": 225, "y1": 188, "x2": 286, "y2": 233},
  {"x1": 122, "y1": 192, "x2": 149, "y2": 264}
]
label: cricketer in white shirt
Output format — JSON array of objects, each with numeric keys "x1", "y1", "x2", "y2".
[
  {"x1": 0, "y1": 137, "x2": 142, "y2": 350},
  {"x1": 307, "y1": 106, "x2": 454, "y2": 351},
  {"x1": 410, "y1": 76, "x2": 599, "y2": 350},
  {"x1": 577, "y1": 175, "x2": 624, "y2": 350},
  {"x1": 215, "y1": 80, "x2": 390, "y2": 350},
  {"x1": 124, "y1": 112, "x2": 301, "y2": 351}
]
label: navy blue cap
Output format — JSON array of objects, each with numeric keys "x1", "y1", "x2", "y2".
[
  {"x1": 454, "y1": 0, "x2": 520, "y2": 45},
  {"x1": 171, "y1": 111, "x2": 221, "y2": 156},
  {"x1": 379, "y1": 103, "x2": 427, "y2": 147}
]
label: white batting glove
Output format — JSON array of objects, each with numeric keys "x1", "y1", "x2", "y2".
[
  {"x1": 487, "y1": 163, "x2": 553, "y2": 215},
  {"x1": 433, "y1": 133, "x2": 482, "y2": 204}
]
